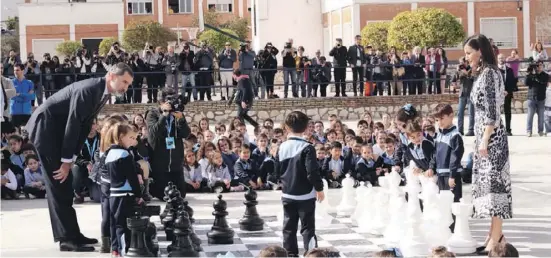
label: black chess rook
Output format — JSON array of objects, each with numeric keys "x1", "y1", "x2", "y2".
[
  {"x1": 207, "y1": 194, "x2": 235, "y2": 244},
  {"x1": 126, "y1": 212, "x2": 154, "y2": 257},
  {"x1": 168, "y1": 207, "x2": 200, "y2": 257},
  {"x1": 239, "y1": 188, "x2": 264, "y2": 231}
]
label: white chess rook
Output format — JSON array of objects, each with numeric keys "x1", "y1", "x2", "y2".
[
  {"x1": 399, "y1": 166, "x2": 429, "y2": 257},
  {"x1": 446, "y1": 199, "x2": 477, "y2": 254},
  {"x1": 336, "y1": 174, "x2": 356, "y2": 217}
]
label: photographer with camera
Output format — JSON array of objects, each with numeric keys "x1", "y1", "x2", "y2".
[
  {"x1": 125, "y1": 52, "x2": 145, "y2": 104},
  {"x1": 178, "y1": 42, "x2": 196, "y2": 102},
  {"x1": 23, "y1": 53, "x2": 41, "y2": 106},
  {"x1": 61, "y1": 56, "x2": 76, "y2": 86},
  {"x1": 90, "y1": 51, "x2": 107, "y2": 77},
  {"x1": 143, "y1": 43, "x2": 163, "y2": 103},
  {"x1": 329, "y1": 38, "x2": 348, "y2": 97},
  {"x1": 452, "y1": 56, "x2": 475, "y2": 136},
  {"x1": 218, "y1": 42, "x2": 237, "y2": 101},
  {"x1": 194, "y1": 42, "x2": 215, "y2": 101},
  {"x1": 39, "y1": 53, "x2": 57, "y2": 99},
  {"x1": 260, "y1": 42, "x2": 278, "y2": 98},
  {"x1": 498, "y1": 54, "x2": 518, "y2": 136},
  {"x1": 163, "y1": 46, "x2": 180, "y2": 90},
  {"x1": 106, "y1": 42, "x2": 125, "y2": 67},
  {"x1": 238, "y1": 41, "x2": 256, "y2": 78},
  {"x1": 145, "y1": 88, "x2": 190, "y2": 199},
  {"x1": 312, "y1": 56, "x2": 332, "y2": 97},
  {"x1": 524, "y1": 60, "x2": 549, "y2": 137},
  {"x1": 75, "y1": 47, "x2": 92, "y2": 81},
  {"x1": 2, "y1": 50, "x2": 21, "y2": 77},
  {"x1": 282, "y1": 41, "x2": 298, "y2": 98}
]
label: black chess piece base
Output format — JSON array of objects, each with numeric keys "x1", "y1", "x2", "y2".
[
  {"x1": 239, "y1": 216, "x2": 264, "y2": 231},
  {"x1": 207, "y1": 229, "x2": 235, "y2": 245}
]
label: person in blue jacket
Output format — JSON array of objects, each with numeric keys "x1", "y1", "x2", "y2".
[{"x1": 10, "y1": 64, "x2": 35, "y2": 129}]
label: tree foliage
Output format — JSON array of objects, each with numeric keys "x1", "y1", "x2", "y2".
[
  {"x1": 361, "y1": 21, "x2": 390, "y2": 52},
  {"x1": 192, "y1": 10, "x2": 249, "y2": 41},
  {"x1": 6, "y1": 17, "x2": 19, "y2": 31},
  {"x1": 198, "y1": 28, "x2": 240, "y2": 53},
  {"x1": 99, "y1": 37, "x2": 119, "y2": 56},
  {"x1": 122, "y1": 20, "x2": 177, "y2": 51},
  {"x1": 387, "y1": 8, "x2": 464, "y2": 50},
  {"x1": 1, "y1": 16, "x2": 20, "y2": 56},
  {"x1": 56, "y1": 41, "x2": 83, "y2": 57}
]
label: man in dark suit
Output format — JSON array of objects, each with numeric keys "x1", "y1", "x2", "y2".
[
  {"x1": 498, "y1": 54, "x2": 518, "y2": 136},
  {"x1": 348, "y1": 35, "x2": 366, "y2": 96},
  {"x1": 231, "y1": 69, "x2": 258, "y2": 128},
  {"x1": 25, "y1": 62, "x2": 134, "y2": 252},
  {"x1": 329, "y1": 38, "x2": 348, "y2": 97},
  {"x1": 410, "y1": 46, "x2": 426, "y2": 95}
]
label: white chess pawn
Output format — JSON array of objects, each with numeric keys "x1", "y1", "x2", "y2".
[
  {"x1": 399, "y1": 167, "x2": 429, "y2": 257},
  {"x1": 423, "y1": 191, "x2": 453, "y2": 249},
  {"x1": 316, "y1": 179, "x2": 333, "y2": 228},
  {"x1": 356, "y1": 183, "x2": 376, "y2": 232},
  {"x1": 369, "y1": 176, "x2": 390, "y2": 235},
  {"x1": 351, "y1": 182, "x2": 369, "y2": 222},
  {"x1": 446, "y1": 199, "x2": 477, "y2": 254},
  {"x1": 336, "y1": 174, "x2": 356, "y2": 216},
  {"x1": 383, "y1": 182, "x2": 406, "y2": 247},
  {"x1": 420, "y1": 176, "x2": 440, "y2": 231}
]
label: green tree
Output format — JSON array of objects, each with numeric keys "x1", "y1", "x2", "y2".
[
  {"x1": 360, "y1": 21, "x2": 391, "y2": 51},
  {"x1": 5, "y1": 16, "x2": 19, "y2": 31},
  {"x1": 1, "y1": 16, "x2": 20, "y2": 56},
  {"x1": 56, "y1": 40, "x2": 83, "y2": 57},
  {"x1": 192, "y1": 10, "x2": 249, "y2": 40},
  {"x1": 224, "y1": 16, "x2": 249, "y2": 40},
  {"x1": 122, "y1": 20, "x2": 177, "y2": 51},
  {"x1": 388, "y1": 8, "x2": 464, "y2": 50},
  {"x1": 98, "y1": 37, "x2": 119, "y2": 56},
  {"x1": 192, "y1": 9, "x2": 222, "y2": 29},
  {"x1": 198, "y1": 28, "x2": 240, "y2": 53}
]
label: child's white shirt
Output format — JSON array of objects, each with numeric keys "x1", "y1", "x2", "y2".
[{"x1": 1, "y1": 169, "x2": 18, "y2": 190}]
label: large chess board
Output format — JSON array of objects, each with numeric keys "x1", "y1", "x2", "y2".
[{"x1": 152, "y1": 213, "x2": 386, "y2": 258}]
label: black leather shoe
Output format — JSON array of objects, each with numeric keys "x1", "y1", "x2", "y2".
[
  {"x1": 76, "y1": 234, "x2": 99, "y2": 245},
  {"x1": 59, "y1": 241, "x2": 95, "y2": 252}
]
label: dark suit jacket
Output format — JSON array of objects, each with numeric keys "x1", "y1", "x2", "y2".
[
  {"x1": 500, "y1": 66, "x2": 518, "y2": 94},
  {"x1": 347, "y1": 45, "x2": 366, "y2": 66},
  {"x1": 26, "y1": 77, "x2": 108, "y2": 169},
  {"x1": 411, "y1": 54, "x2": 426, "y2": 78}
]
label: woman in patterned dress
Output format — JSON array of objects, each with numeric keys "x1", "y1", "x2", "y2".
[{"x1": 463, "y1": 34, "x2": 513, "y2": 254}]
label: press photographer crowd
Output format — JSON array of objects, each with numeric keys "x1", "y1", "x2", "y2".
[{"x1": 0, "y1": 34, "x2": 549, "y2": 257}]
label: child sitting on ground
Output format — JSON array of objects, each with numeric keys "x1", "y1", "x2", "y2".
[
  {"x1": 322, "y1": 141, "x2": 347, "y2": 188},
  {"x1": 257, "y1": 245, "x2": 288, "y2": 258},
  {"x1": 206, "y1": 150, "x2": 232, "y2": 192},
  {"x1": 234, "y1": 143, "x2": 262, "y2": 190},
  {"x1": 183, "y1": 149, "x2": 207, "y2": 192},
  {"x1": 22, "y1": 154, "x2": 46, "y2": 199}
]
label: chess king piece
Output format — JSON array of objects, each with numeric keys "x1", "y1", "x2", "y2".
[
  {"x1": 446, "y1": 199, "x2": 477, "y2": 254},
  {"x1": 161, "y1": 182, "x2": 175, "y2": 221},
  {"x1": 356, "y1": 183, "x2": 376, "y2": 232},
  {"x1": 126, "y1": 211, "x2": 154, "y2": 257},
  {"x1": 207, "y1": 193, "x2": 235, "y2": 244},
  {"x1": 351, "y1": 182, "x2": 369, "y2": 223},
  {"x1": 370, "y1": 176, "x2": 390, "y2": 235},
  {"x1": 336, "y1": 174, "x2": 357, "y2": 216},
  {"x1": 239, "y1": 188, "x2": 264, "y2": 231},
  {"x1": 383, "y1": 171, "x2": 407, "y2": 247},
  {"x1": 399, "y1": 166, "x2": 429, "y2": 257},
  {"x1": 168, "y1": 207, "x2": 200, "y2": 257}
]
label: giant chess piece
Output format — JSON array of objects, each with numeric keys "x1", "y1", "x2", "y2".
[
  {"x1": 351, "y1": 182, "x2": 369, "y2": 223},
  {"x1": 239, "y1": 188, "x2": 264, "y2": 231},
  {"x1": 182, "y1": 199, "x2": 195, "y2": 224},
  {"x1": 384, "y1": 171, "x2": 407, "y2": 246},
  {"x1": 207, "y1": 193, "x2": 235, "y2": 244},
  {"x1": 370, "y1": 176, "x2": 390, "y2": 235},
  {"x1": 446, "y1": 199, "x2": 477, "y2": 254},
  {"x1": 336, "y1": 174, "x2": 356, "y2": 216},
  {"x1": 162, "y1": 199, "x2": 177, "y2": 242},
  {"x1": 315, "y1": 178, "x2": 333, "y2": 228},
  {"x1": 161, "y1": 182, "x2": 175, "y2": 221},
  {"x1": 145, "y1": 221, "x2": 159, "y2": 256},
  {"x1": 126, "y1": 211, "x2": 154, "y2": 257},
  {"x1": 356, "y1": 183, "x2": 376, "y2": 233},
  {"x1": 168, "y1": 207, "x2": 200, "y2": 257},
  {"x1": 399, "y1": 166, "x2": 429, "y2": 257}
]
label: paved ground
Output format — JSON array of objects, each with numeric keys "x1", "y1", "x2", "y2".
[{"x1": 1, "y1": 114, "x2": 550, "y2": 257}]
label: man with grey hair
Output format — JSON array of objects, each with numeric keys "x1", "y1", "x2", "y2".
[
  {"x1": 25, "y1": 62, "x2": 134, "y2": 252},
  {"x1": 411, "y1": 46, "x2": 426, "y2": 94},
  {"x1": 218, "y1": 42, "x2": 237, "y2": 101}
]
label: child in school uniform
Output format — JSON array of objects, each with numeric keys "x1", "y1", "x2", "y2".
[
  {"x1": 321, "y1": 141, "x2": 348, "y2": 188},
  {"x1": 355, "y1": 144, "x2": 382, "y2": 186},
  {"x1": 183, "y1": 149, "x2": 208, "y2": 192},
  {"x1": 431, "y1": 104, "x2": 464, "y2": 232},
  {"x1": 206, "y1": 150, "x2": 232, "y2": 192},
  {"x1": 234, "y1": 143, "x2": 262, "y2": 190},
  {"x1": 393, "y1": 104, "x2": 434, "y2": 172},
  {"x1": 22, "y1": 154, "x2": 46, "y2": 199},
  {"x1": 105, "y1": 123, "x2": 143, "y2": 257},
  {"x1": 403, "y1": 120, "x2": 436, "y2": 174},
  {"x1": 251, "y1": 133, "x2": 269, "y2": 170},
  {"x1": 260, "y1": 143, "x2": 279, "y2": 188},
  {"x1": 276, "y1": 111, "x2": 324, "y2": 256},
  {"x1": 315, "y1": 144, "x2": 326, "y2": 168}
]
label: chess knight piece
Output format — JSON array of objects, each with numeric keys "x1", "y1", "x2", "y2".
[
  {"x1": 239, "y1": 188, "x2": 264, "y2": 231},
  {"x1": 168, "y1": 207, "x2": 200, "y2": 257},
  {"x1": 207, "y1": 191, "x2": 235, "y2": 244},
  {"x1": 126, "y1": 211, "x2": 154, "y2": 257}
]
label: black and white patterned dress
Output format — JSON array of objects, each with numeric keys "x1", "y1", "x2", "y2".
[{"x1": 470, "y1": 66, "x2": 513, "y2": 220}]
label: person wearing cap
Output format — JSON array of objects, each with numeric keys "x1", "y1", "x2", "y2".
[
  {"x1": 329, "y1": 38, "x2": 348, "y2": 97},
  {"x1": 218, "y1": 42, "x2": 237, "y2": 101}
]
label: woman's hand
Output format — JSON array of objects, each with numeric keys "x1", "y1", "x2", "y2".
[{"x1": 479, "y1": 138, "x2": 489, "y2": 157}]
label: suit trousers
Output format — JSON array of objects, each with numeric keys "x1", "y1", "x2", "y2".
[
  {"x1": 504, "y1": 94, "x2": 513, "y2": 133},
  {"x1": 351, "y1": 66, "x2": 364, "y2": 95},
  {"x1": 237, "y1": 106, "x2": 259, "y2": 128},
  {"x1": 198, "y1": 70, "x2": 213, "y2": 101},
  {"x1": 220, "y1": 70, "x2": 234, "y2": 99},
  {"x1": 333, "y1": 68, "x2": 346, "y2": 96},
  {"x1": 282, "y1": 199, "x2": 317, "y2": 256},
  {"x1": 37, "y1": 152, "x2": 82, "y2": 242}
]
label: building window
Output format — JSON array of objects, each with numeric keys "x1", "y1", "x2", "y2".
[
  {"x1": 207, "y1": 4, "x2": 232, "y2": 13},
  {"x1": 168, "y1": 0, "x2": 193, "y2": 14},
  {"x1": 127, "y1": 0, "x2": 153, "y2": 15},
  {"x1": 480, "y1": 17, "x2": 517, "y2": 48}
]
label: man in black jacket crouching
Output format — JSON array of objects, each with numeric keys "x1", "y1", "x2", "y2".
[{"x1": 230, "y1": 69, "x2": 259, "y2": 128}]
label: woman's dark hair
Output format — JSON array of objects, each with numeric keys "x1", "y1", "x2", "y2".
[{"x1": 463, "y1": 34, "x2": 497, "y2": 67}]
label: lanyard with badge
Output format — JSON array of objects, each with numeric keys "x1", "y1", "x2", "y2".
[
  {"x1": 165, "y1": 115, "x2": 176, "y2": 150},
  {"x1": 85, "y1": 137, "x2": 98, "y2": 158}
]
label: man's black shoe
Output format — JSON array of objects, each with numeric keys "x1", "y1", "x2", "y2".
[
  {"x1": 76, "y1": 234, "x2": 99, "y2": 245},
  {"x1": 59, "y1": 241, "x2": 95, "y2": 252},
  {"x1": 465, "y1": 131, "x2": 475, "y2": 136},
  {"x1": 73, "y1": 196, "x2": 84, "y2": 204}
]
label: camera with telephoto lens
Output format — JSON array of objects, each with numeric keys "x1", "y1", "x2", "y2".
[
  {"x1": 527, "y1": 62, "x2": 538, "y2": 74},
  {"x1": 240, "y1": 42, "x2": 247, "y2": 52},
  {"x1": 164, "y1": 92, "x2": 186, "y2": 112}
]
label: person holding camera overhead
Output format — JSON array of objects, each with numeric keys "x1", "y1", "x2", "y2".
[
  {"x1": 218, "y1": 42, "x2": 237, "y2": 101},
  {"x1": 453, "y1": 56, "x2": 475, "y2": 136},
  {"x1": 260, "y1": 42, "x2": 278, "y2": 99},
  {"x1": 524, "y1": 60, "x2": 549, "y2": 137},
  {"x1": 143, "y1": 43, "x2": 163, "y2": 103},
  {"x1": 329, "y1": 38, "x2": 348, "y2": 97},
  {"x1": 145, "y1": 88, "x2": 190, "y2": 200},
  {"x1": 179, "y1": 43, "x2": 196, "y2": 102},
  {"x1": 282, "y1": 41, "x2": 298, "y2": 98},
  {"x1": 195, "y1": 42, "x2": 215, "y2": 101},
  {"x1": 23, "y1": 53, "x2": 41, "y2": 106}
]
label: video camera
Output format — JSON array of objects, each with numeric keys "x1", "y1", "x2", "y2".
[
  {"x1": 134, "y1": 203, "x2": 161, "y2": 217},
  {"x1": 164, "y1": 91, "x2": 186, "y2": 112},
  {"x1": 240, "y1": 42, "x2": 248, "y2": 52}
]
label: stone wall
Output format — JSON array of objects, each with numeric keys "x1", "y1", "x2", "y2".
[{"x1": 102, "y1": 92, "x2": 528, "y2": 123}]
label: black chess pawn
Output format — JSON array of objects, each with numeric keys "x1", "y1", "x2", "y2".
[
  {"x1": 160, "y1": 182, "x2": 175, "y2": 221},
  {"x1": 145, "y1": 221, "x2": 159, "y2": 256},
  {"x1": 162, "y1": 201, "x2": 176, "y2": 242},
  {"x1": 168, "y1": 208, "x2": 199, "y2": 257},
  {"x1": 126, "y1": 212, "x2": 154, "y2": 257},
  {"x1": 239, "y1": 188, "x2": 264, "y2": 231},
  {"x1": 207, "y1": 194, "x2": 235, "y2": 244},
  {"x1": 182, "y1": 199, "x2": 195, "y2": 224}
]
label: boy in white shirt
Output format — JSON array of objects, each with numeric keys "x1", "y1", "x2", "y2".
[{"x1": 1, "y1": 158, "x2": 18, "y2": 199}]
